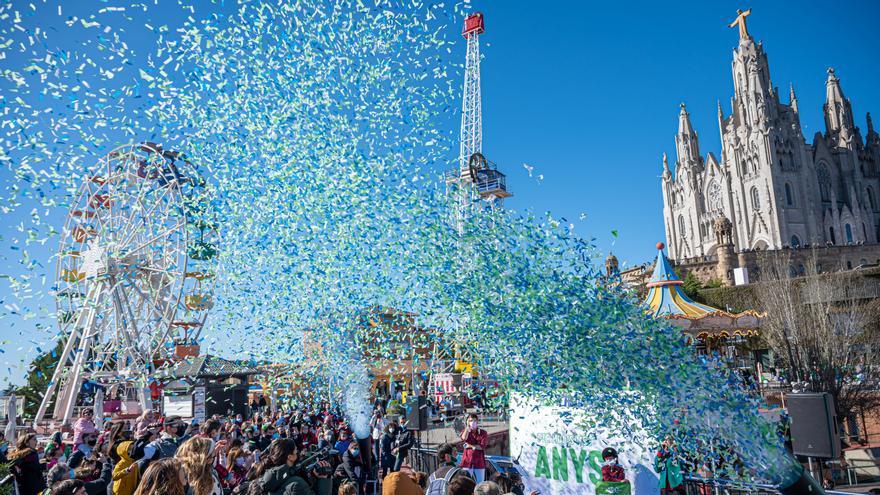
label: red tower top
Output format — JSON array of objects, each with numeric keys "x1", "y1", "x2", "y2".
[{"x1": 463, "y1": 12, "x2": 485, "y2": 37}]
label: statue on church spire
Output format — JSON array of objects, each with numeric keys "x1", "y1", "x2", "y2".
[{"x1": 728, "y1": 9, "x2": 752, "y2": 41}]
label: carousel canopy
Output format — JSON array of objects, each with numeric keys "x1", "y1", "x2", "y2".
[{"x1": 644, "y1": 243, "x2": 762, "y2": 339}]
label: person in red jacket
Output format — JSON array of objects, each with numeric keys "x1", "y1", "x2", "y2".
[
  {"x1": 459, "y1": 413, "x2": 488, "y2": 483},
  {"x1": 601, "y1": 447, "x2": 627, "y2": 483}
]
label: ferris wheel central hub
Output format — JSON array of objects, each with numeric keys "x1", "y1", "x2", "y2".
[{"x1": 81, "y1": 244, "x2": 111, "y2": 278}]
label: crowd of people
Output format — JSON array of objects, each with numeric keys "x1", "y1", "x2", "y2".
[{"x1": 4, "y1": 402, "x2": 535, "y2": 495}]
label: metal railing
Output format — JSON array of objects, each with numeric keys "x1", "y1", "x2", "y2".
[
  {"x1": 682, "y1": 476, "x2": 864, "y2": 495},
  {"x1": 1, "y1": 473, "x2": 18, "y2": 495}
]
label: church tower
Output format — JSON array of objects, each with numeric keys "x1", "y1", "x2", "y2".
[{"x1": 661, "y1": 9, "x2": 880, "y2": 278}]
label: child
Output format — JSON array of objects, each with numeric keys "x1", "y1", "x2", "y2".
[
  {"x1": 72, "y1": 408, "x2": 98, "y2": 448},
  {"x1": 601, "y1": 447, "x2": 627, "y2": 483}
]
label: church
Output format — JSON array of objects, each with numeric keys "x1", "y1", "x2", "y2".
[{"x1": 660, "y1": 10, "x2": 880, "y2": 285}]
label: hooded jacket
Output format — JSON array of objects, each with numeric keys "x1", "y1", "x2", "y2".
[
  {"x1": 381, "y1": 472, "x2": 422, "y2": 495},
  {"x1": 113, "y1": 441, "x2": 139, "y2": 495}
]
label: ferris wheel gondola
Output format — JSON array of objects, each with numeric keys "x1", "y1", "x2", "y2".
[{"x1": 36, "y1": 143, "x2": 218, "y2": 425}]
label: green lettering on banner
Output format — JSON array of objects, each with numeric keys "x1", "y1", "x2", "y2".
[
  {"x1": 568, "y1": 448, "x2": 587, "y2": 483},
  {"x1": 552, "y1": 446, "x2": 569, "y2": 481},
  {"x1": 587, "y1": 450, "x2": 603, "y2": 484},
  {"x1": 535, "y1": 446, "x2": 551, "y2": 479}
]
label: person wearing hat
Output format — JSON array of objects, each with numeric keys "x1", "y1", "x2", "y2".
[
  {"x1": 601, "y1": 447, "x2": 626, "y2": 482},
  {"x1": 142, "y1": 415, "x2": 190, "y2": 462}
]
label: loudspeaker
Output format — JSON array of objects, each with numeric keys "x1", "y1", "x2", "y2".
[
  {"x1": 406, "y1": 396, "x2": 429, "y2": 431},
  {"x1": 786, "y1": 392, "x2": 840, "y2": 458}
]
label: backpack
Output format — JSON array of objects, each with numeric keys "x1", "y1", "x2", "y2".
[{"x1": 426, "y1": 467, "x2": 461, "y2": 495}]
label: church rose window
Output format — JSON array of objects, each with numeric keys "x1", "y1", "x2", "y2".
[
  {"x1": 750, "y1": 186, "x2": 761, "y2": 211},
  {"x1": 708, "y1": 181, "x2": 722, "y2": 212}
]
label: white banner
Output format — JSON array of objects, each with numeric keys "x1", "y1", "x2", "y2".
[
  {"x1": 193, "y1": 387, "x2": 206, "y2": 423},
  {"x1": 163, "y1": 394, "x2": 193, "y2": 418},
  {"x1": 510, "y1": 395, "x2": 660, "y2": 495}
]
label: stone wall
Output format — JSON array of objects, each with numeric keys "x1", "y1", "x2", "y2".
[{"x1": 675, "y1": 244, "x2": 880, "y2": 286}]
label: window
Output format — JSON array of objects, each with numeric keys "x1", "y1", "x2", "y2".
[
  {"x1": 750, "y1": 187, "x2": 761, "y2": 211},
  {"x1": 790, "y1": 235, "x2": 801, "y2": 248},
  {"x1": 868, "y1": 187, "x2": 877, "y2": 210},
  {"x1": 678, "y1": 215, "x2": 686, "y2": 237},
  {"x1": 845, "y1": 224, "x2": 853, "y2": 243},
  {"x1": 830, "y1": 227, "x2": 836, "y2": 244},
  {"x1": 785, "y1": 183, "x2": 794, "y2": 206},
  {"x1": 817, "y1": 164, "x2": 832, "y2": 201},
  {"x1": 708, "y1": 181, "x2": 722, "y2": 212}
]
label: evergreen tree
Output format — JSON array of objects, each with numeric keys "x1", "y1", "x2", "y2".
[{"x1": 675, "y1": 268, "x2": 704, "y2": 301}]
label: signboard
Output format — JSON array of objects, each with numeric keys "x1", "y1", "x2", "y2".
[
  {"x1": 193, "y1": 387, "x2": 206, "y2": 423},
  {"x1": 163, "y1": 394, "x2": 193, "y2": 418},
  {"x1": 510, "y1": 395, "x2": 659, "y2": 495}
]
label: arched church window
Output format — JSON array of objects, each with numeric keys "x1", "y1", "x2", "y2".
[
  {"x1": 750, "y1": 187, "x2": 761, "y2": 211},
  {"x1": 830, "y1": 226, "x2": 836, "y2": 244},
  {"x1": 790, "y1": 235, "x2": 800, "y2": 248},
  {"x1": 817, "y1": 164, "x2": 832, "y2": 202},
  {"x1": 784, "y1": 183, "x2": 794, "y2": 206},
  {"x1": 678, "y1": 215, "x2": 686, "y2": 237},
  {"x1": 868, "y1": 186, "x2": 877, "y2": 210},
  {"x1": 845, "y1": 224, "x2": 853, "y2": 243},
  {"x1": 707, "y1": 181, "x2": 722, "y2": 212}
]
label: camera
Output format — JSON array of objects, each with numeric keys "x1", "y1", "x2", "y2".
[{"x1": 295, "y1": 445, "x2": 337, "y2": 477}]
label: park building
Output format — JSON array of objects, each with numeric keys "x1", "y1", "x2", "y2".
[{"x1": 660, "y1": 11, "x2": 880, "y2": 286}]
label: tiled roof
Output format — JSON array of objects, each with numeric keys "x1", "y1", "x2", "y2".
[{"x1": 166, "y1": 355, "x2": 260, "y2": 378}]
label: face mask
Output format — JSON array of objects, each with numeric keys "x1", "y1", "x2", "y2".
[
  {"x1": 235, "y1": 458, "x2": 246, "y2": 467},
  {"x1": 272, "y1": 433, "x2": 280, "y2": 440},
  {"x1": 351, "y1": 449, "x2": 360, "y2": 457},
  {"x1": 69, "y1": 469, "x2": 77, "y2": 480},
  {"x1": 603, "y1": 458, "x2": 617, "y2": 466}
]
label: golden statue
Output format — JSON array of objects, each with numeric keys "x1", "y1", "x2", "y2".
[{"x1": 728, "y1": 8, "x2": 752, "y2": 41}]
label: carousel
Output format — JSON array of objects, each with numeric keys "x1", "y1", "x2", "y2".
[{"x1": 645, "y1": 243, "x2": 766, "y2": 377}]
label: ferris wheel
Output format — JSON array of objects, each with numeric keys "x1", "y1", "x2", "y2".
[{"x1": 36, "y1": 143, "x2": 218, "y2": 425}]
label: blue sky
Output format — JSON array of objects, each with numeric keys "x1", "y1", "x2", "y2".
[
  {"x1": 1, "y1": 1, "x2": 879, "y2": 384},
  {"x1": 474, "y1": 0, "x2": 880, "y2": 267}
]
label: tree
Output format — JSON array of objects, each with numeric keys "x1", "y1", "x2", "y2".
[
  {"x1": 754, "y1": 249, "x2": 880, "y2": 426},
  {"x1": 13, "y1": 341, "x2": 62, "y2": 419},
  {"x1": 677, "y1": 268, "x2": 703, "y2": 301}
]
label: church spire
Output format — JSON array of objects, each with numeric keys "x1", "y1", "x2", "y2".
[
  {"x1": 867, "y1": 112, "x2": 880, "y2": 148},
  {"x1": 675, "y1": 103, "x2": 701, "y2": 168},
  {"x1": 789, "y1": 83, "x2": 799, "y2": 115},
  {"x1": 662, "y1": 152, "x2": 672, "y2": 181},
  {"x1": 824, "y1": 67, "x2": 855, "y2": 145}
]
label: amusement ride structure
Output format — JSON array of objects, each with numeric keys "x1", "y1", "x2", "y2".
[
  {"x1": 36, "y1": 143, "x2": 218, "y2": 425},
  {"x1": 447, "y1": 12, "x2": 512, "y2": 221}
]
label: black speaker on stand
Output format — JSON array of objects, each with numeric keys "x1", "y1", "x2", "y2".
[
  {"x1": 785, "y1": 392, "x2": 840, "y2": 459},
  {"x1": 406, "y1": 396, "x2": 429, "y2": 431}
]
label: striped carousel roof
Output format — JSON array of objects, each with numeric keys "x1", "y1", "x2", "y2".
[{"x1": 645, "y1": 242, "x2": 721, "y2": 318}]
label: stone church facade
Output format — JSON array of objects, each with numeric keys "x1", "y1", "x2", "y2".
[{"x1": 661, "y1": 16, "x2": 880, "y2": 284}]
